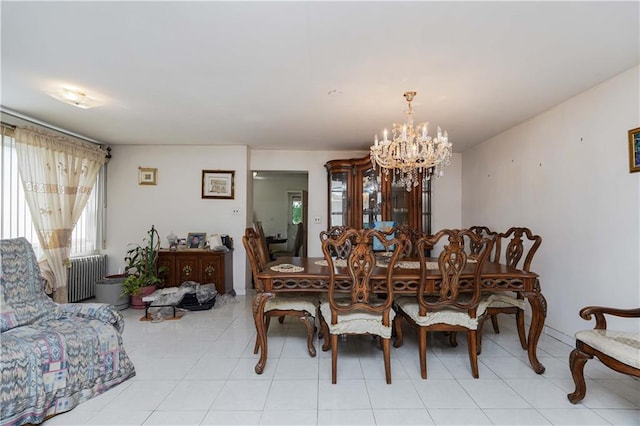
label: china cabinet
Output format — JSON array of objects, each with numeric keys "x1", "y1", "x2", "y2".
[{"x1": 325, "y1": 156, "x2": 431, "y2": 233}]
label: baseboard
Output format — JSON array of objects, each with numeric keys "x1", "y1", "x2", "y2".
[
  {"x1": 524, "y1": 311, "x2": 575, "y2": 346},
  {"x1": 543, "y1": 324, "x2": 575, "y2": 346}
]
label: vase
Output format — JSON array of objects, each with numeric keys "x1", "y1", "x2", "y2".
[{"x1": 130, "y1": 285, "x2": 158, "y2": 310}]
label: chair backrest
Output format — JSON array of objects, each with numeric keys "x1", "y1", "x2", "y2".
[
  {"x1": 494, "y1": 227, "x2": 541, "y2": 271},
  {"x1": 253, "y1": 221, "x2": 271, "y2": 264},
  {"x1": 415, "y1": 229, "x2": 493, "y2": 316},
  {"x1": 393, "y1": 225, "x2": 421, "y2": 258},
  {"x1": 320, "y1": 226, "x2": 351, "y2": 257},
  {"x1": 321, "y1": 228, "x2": 406, "y2": 326},
  {"x1": 292, "y1": 222, "x2": 304, "y2": 256},
  {"x1": 468, "y1": 226, "x2": 497, "y2": 261},
  {"x1": 320, "y1": 226, "x2": 350, "y2": 241},
  {"x1": 242, "y1": 227, "x2": 268, "y2": 291}
]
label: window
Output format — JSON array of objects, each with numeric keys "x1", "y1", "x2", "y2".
[{"x1": 1, "y1": 127, "x2": 104, "y2": 258}]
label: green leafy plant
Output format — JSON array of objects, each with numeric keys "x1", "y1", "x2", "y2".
[{"x1": 122, "y1": 225, "x2": 168, "y2": 296}]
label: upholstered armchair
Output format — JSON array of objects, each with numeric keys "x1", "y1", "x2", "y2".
[
  {"x1": 568, "y1": 305, "x2": 640, "y2": 404},
  {"x1": 1, "y1": 238, "x2": 135, "y2": 426}
]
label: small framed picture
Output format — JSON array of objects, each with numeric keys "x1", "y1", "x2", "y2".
[
  {"x1": 629, "y1": 127, "x2": 640, "y2": 173},
  {"x1": 187, "y1": 233, "x2": 206, "y2": 249},
  {"x1": 202, "y1": 170, "x2": 235, "y2": 199},
  {"x1": 138, "y1": 167, "x2": 157, "y2": 185}
]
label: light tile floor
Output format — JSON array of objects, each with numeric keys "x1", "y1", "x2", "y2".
[{"x1": 47, "y1": 294, "x2": 639, "y2": 425}]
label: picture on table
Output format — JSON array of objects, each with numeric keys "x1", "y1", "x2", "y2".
[{"x1": 187, "y1": 233, "x2": 206, "y2": 249}]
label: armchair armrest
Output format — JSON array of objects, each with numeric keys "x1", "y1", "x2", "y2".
[
  {"x1": 579, "y1": 306, "x2": 640, "y2": 330},
  {"x1": 55, "y1": 303, "x2": 125, "y2": 333}
]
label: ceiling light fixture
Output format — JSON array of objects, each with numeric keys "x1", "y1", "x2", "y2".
[
  {"x1": 47, "y1": 87, "x2": 102, "y2": 109},
  {"x1": 370, "y1": 91, "x2": 452, "y2": 191}
]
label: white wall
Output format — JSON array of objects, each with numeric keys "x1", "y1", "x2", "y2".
[
  {"x1": 105, "y1": 145, "x2": 249, "y2": 294},
  {"x1": 462, "y1": 66, "x2": 640, "y2": 342},
  {"x1": 432, "y1": 153, "x2": 462, "y2": 232}
]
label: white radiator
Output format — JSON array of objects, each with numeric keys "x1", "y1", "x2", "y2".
[{"x1": 67, "y1": 255, "x2": 107, "y2": 302}]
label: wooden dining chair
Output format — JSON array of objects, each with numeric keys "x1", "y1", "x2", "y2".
[
  {"x1": 483, "y1": 227, "x2": 541, "y2": 350},
  {"x1": 318, "y1": 228, "x2": 406, "y2": 384},
  {"x1": 468, "y1": 226, "x2": 497, "y2": 260},
  {"x1": 242, "y1": 227, "x2": 317, "y2": 358},
  {"x1": 254, "y1": 221, "x2": 273, "y2": 261},
  {"x1": 393, "y1": 229, "x2": 494, "y2": 379}
]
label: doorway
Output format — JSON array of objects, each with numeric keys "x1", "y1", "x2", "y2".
[{"x1": 252, "y1": 171, "x2": 309, "y2": 257}]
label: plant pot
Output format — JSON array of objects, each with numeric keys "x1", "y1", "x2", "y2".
[
  {"x1": 130, "y1": 285, "x2": 158, "y2": 310},
  {"x1": 95, "y1": 274, "x2": 130, "y2": 310}
]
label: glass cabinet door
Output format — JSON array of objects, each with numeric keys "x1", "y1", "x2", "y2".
[
  {"x1": 361, "y1": 168, "x2": 382, "y2": 227},
  {"x1": 329, "y1": 171, "x2": 349, "y2": 227},
  {"x1": 390, "y1": 180, "x2": 409, "y2": 228},
  {"x1": 422, "y1": 177, "x2": 432, "y2": 235}
]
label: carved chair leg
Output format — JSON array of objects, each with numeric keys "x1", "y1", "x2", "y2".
[
  {"x1": 516, "y1": 309, "x2": 527, "y2": 350},
  {"x1": 253, "y1": 315, "x2": 264, "y2": 354},
  {"x1": 331, "y1": 333, "x2": 339, "y2": 384},
  {"x1": 299, "y1": 314, "x2": 317, "y2": 357},
  {"x1": 419, "y1": 327, "x2": 428, "y2": 379},
  {"x1": 468, "y1": 330, "x2": 479, "y2": 378},
  {"x1": 320, "y1": 317, "x2": 330, "y2": 352},
  {"x1": 568, "y1": 348, "x2": 591, "y2": 404},
  {"x1": 476, "y1": 323, "x2": 484, "y2": 355},
  {"x1": 381, "y1": 337, "x2": 392, "y2": 384},
  {"x1": 316, "y1": 307, "x2": 324, "y2": 340},
  {"x1": 490, "y1": 314, "x2": 500, "y2": 334},
  {"x1": 393, "y1": 315, "x2": 404, "y2": 348},
  {"x1": 449, "y1": 331, "x2": 458, "y2": 347}
]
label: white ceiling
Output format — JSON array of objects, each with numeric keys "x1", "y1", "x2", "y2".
[{"x1": 2, "y1": 1, "x2": 638, "y2": 153}]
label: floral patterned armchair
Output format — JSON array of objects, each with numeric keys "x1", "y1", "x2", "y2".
[{"x1": 1, "y1": 238, "x2": 135, "y2": 426}]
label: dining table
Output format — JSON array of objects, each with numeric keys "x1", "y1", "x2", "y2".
[{"x1": 253, "y1": 256, "x2": 547, "y2": 375}]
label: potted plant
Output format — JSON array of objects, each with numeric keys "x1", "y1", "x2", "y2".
[{"x1": 123, "y1": 225, "x2": 168, "y2": 309}]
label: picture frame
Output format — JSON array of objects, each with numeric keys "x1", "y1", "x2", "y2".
[
  {"x1": 187, "y1": 232, "x2": 206, "y2": 249},
  {"x1": 138, "y1": 167, "x2": 157, "y2": 185},
  {"x1": 202, "y1": 170, "x2": 235, "y2": 199},
  {"x1": 629, "y1": 127, "x2": 640, "y2": 173}
]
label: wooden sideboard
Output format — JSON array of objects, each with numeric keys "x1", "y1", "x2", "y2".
[{"x1": 158, "y1": 249, "x2": 233, "y2": 295}]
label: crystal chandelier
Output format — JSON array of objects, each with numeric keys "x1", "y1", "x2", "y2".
[{"x1": 370, "y1": 91, "x2": 452, "y2": 191}]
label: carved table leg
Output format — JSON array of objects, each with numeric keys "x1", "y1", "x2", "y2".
[
  {"x1": 253, "y1": 292, "x2": 273, "y2": 374},
  {"x1": 525, "y1": 279, "x2": 547, "y2": 374}
]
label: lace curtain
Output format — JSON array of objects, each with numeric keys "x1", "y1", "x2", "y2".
[{"x1": 14, "y1": 127, "x2": 108, "y2": 303}]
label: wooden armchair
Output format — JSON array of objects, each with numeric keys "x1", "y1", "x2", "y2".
[{"x1": 568, "y1": 306, "x2": 640, "y2": 404}]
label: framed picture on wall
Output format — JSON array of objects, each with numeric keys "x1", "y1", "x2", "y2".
[
  {"x1": 138, "y1": 167, "x2": 157, "y2": 185},
  {"x1": 629, "y1": 127, "x2": 640, "y2": 173},
  {"x1": 202, "y1": 170, "x2": 235, "y2": 199}
]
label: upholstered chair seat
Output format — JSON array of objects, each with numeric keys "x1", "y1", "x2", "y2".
[
  {"x1": 395, "y1": 294, "x2": 493, "y2": 329},
  {"x1": 574, "y1": 329, "x2": 640, "y2": 369},
  {"x1": 265, "y1": 294, "x2": 318, "y2": 315},
  {"x1": 319, "y1": 302, "x2": 395, "y2": 338}
]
